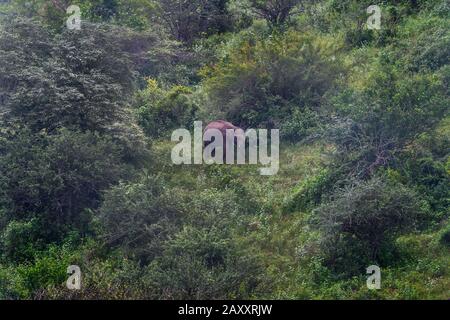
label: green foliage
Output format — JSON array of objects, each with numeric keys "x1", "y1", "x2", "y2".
[
  {"x1": 0, "y1": 242, "x2": 81, "y2": 299},
  {"x1": 14, "y1": 244, "x2": 75, "y2": 297},
  {"x1": 280, "y1": 107, "x2": 320, "y2": 141},
  {"x1": 0, "y1": 218, "x2": 42, "y2": 263},
  {"x1": 0, "y1": 18, "x2": 149, "y2": 250},
  {"x1": 324, "y1": 0, "x2": 441, "y2": 47},
  {"x1": 311, "y1": 177, "x2": 426, "y2": 276},
  {"x1": 3, "y1": 0, "x2": 160, "y2": 31},
  {"x1": 80, "y1": 0, "x2": 159, "y2": 30},
  {"x1": 95, "y1": 177, "x2": 265, "y2": 299},
  {"x1": 395, "y1": 15, "x2": 450, "y2": 72},
  {"x1": 99, "y1": 175, "x2": 184, "y2": 263},
  {"x1": 1, "y1": 0, "x2": 449, "y2": 300},
  {"x1": 0, "y1": 18, "x2": 136, "y2": 134},
  {"x1": 329, "y1": 56, "x2": 449, "y2": 178},
  {"x1": 247, "y1": 0, "x2": 304, "y2": 26},
  {"x1": 136, "y1": 81, "x2": 198, "y2": 138},
  {"x1": 202, "y1": 29, "x2": 343, "y2": 128},
  {"x1": 402, "y1": 157, "x2": 450, "y2": 216},
  {"x1": 144, "y1": 225, "x2": 263, "y2": 299},
  {"x1": 156, "y1": 0, "x2": 235, "y2": 43},
  {"x1": 0, "y1": 129, "x2": 136, "y2": 245},
  {"x1": 284, "y1": 169, "x2": 332, "y2": 213}
]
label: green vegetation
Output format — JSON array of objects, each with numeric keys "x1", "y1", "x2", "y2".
[{"x1": 0, "y1": 0, "x2": 448, "y2": 300}]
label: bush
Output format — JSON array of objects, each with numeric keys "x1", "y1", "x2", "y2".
[
  {"x1": 311, "y1": 177, "x2": 426, "y2": 276},
  {"x1": 0, "y1": 129, "x2": 135, "y2": 247},
  {"x1": 1, "y1": 219, "x2": 42, "y2": 263},
  {"x1": 136, "y1": 80, "x2": 198, "y2": 138},
  {"x1": 0, "y1": 18, "x2": 138, "y2": 134},
  {"x1": 143, "y1": 225, "x2": 264, "y2": 299},
  {"x1": 280, "y1": 107, "x2": 320, "y2": 141},
  {"x1": 202, "y1": 29, "x2": 342, "y2": 128},
  {"x1": 157, "y1": 0, "x2": 235, "y2": 43},
  {"x1": 284, "y1": 169, "x2": 333, "y2": 213},
  {"x1": 246, "y1": 0, "x2": 304, "y2": 26},
  {"x1": 96, "y1": 180, "x2": 264, "y2": 299},
  {"x1": 403, "y1": 157, "x2": 450, "y2": 215},
  {"x1": 329, "y1": 60, "x2": 449, "y2": 178},
  {"x1": 395, "y1": 15, "x2": 450, "y2": 72},
  {"x1": 99, "y1": 175, "x2": 184, "y2": 264}
]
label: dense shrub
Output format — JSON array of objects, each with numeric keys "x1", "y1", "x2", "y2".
[
  {"x1": 247, "y1": 0, "x2": 304, "y2": 26},
  {"x1": 402, "y1": 157, "x2": 450, "y2": 215},
  {"x1": 0, "y1": 219, "x2": 42, "y2": 263},
  {"x1": 99, "y1": 176, "x2": 184, "y2": 264},
  {"x1": 136, "y1": 80, "x2": 198, "y2": 138},
  {"x1": 0, "y1": 18, "x2": 137, "y2": 133},
  {"x1": 311, "y1": 177, "x2": 426, "y2": 275},
  {"x1": 202, "y1": 29, "x2": 343, "y2": 128},
  {"x1": 143, "y1": 225, "x2": 264, "y2": 299},
  {"x1": 0, "y1": 129, "x2": 136, "y2": 246},
  {"x1": 280, "y1": 107, "x2": 320, "y2": 141},
  {"x1": 157, "y1": 0, "x2": 235, "y2": 43},
  {"x1": 395, "y1": 15, "x2": 450, "y2": 72},
  {"x1": 329, "y1": 59, "x2": 449, "y2": 178},
  {"x1": 284, "y1": 169, "x2": 333, "y2": 213}
]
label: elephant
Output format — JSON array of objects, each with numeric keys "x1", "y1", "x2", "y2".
[{"x1": 203, "y1": 120, "x2": 245, "y2": 161}]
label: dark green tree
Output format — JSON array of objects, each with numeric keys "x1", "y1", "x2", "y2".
[{"x1": 157, "y1": 0, "x2": 234, "y2": 42}]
